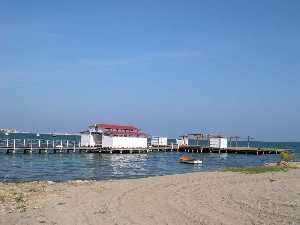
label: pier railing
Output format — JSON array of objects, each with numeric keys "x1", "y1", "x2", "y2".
[{"x1": 0, "y1": 138, "x2": 80, "y2": 150}]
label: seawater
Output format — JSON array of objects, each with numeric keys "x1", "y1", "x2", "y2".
[{"x1": 0, "y1": 133, "x2": 299, "y2": 182}]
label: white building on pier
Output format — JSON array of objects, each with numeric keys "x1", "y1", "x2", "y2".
[
  {"x1": 209, "y1": 137, "x2": 228, "y2": 149},
  {"x1": 81, "y1": 123, "x2": 148, "y2": 148}
]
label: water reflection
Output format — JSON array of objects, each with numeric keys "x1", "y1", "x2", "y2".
[{"x1": 110, "y1": 154, "x2": 148, "y2": 176}]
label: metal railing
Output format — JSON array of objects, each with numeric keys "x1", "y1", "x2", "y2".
[{"x1": 0, "y1": 138, "x2": 81, "y2": 149}]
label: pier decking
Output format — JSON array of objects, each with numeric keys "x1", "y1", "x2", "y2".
[
  {"x1": 0, "y1": 138, "x2": 287, "y2": 155},
  {"x1": 177, "y1": 146, "x2": 286, "y2": 155}
]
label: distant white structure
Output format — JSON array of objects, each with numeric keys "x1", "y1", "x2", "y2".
[
  {"x1": 151, "y1": 136, "x2": 168, "y2": 146},
  {"x1": 176, "y1": 136, "x2": 189, "y2": 146},
  {"x1": 0, "y1": 128, "x2": 17, "y2": 134},
  {"x1": 209, "y1": 137, "x2": 228, "y2": 149},
  {"x1": 80, "y1": 133, "x2": 96, "y2": 147},
  {"x1": 81, "y1": 123, "x2": 148, "y2": 148}
]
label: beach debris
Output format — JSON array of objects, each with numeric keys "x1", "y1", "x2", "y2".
[
  {"x1": 68, "y1": 180, "x2": 92, "y2": 184},
  {"x1": 57, "y1": 202, "x2": 66, "y2": 206},
  {"x1": 277, "y1": 161, "x2": 289, "y2": 168}
]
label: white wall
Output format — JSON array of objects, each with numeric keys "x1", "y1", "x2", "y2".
[
  {"x1": 220, "y1": 138, "x2": 228, "y2": 149},
  {"x1": 210, "y1": 138, "x2": 228, "y2": 149},
  {"x1": 82, "y1": 134, "x2": 148, "y2": 148},
  {"x1": 80, "y1": 133, "x2": 96, "y2": 147},
  {"x1": 112, "y1": 137, "x2": 147, "y2": 148},
  {"x1": 176, "y1": 137, "x2": 189, "y2": 146},
  {"x1": 102, "y1": 135, "x2": 113, "y2": 148},
  {"x1": 151, "y1": 137, "x2": 168, "y2": 146}
]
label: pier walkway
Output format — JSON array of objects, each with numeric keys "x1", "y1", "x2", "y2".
[{"x1": 0, "y1": 138, "x2": 287, "y2": 155}]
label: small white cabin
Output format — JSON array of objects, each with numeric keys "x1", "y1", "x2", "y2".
[
  {"x1": 209, "y1": 138, "x2": 228, "y2": 149},
  {"x1": 151, "y1": 136, "x2": 168, "y2": 146},
  {"x1": 176, "y1": 136, "x2": 189, "y2": 146}
]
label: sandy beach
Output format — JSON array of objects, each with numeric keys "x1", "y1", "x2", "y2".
[{"x1": 0, "y1": 170, "x2": 299, "y2": 225}]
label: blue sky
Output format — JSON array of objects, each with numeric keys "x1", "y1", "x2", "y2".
[{"x1": 0, "y1": 0, "x2": 299, "y2": 141}]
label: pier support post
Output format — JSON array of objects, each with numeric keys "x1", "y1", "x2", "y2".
[
  {"x1": 38, "y1": 140, "x2": 41, "y2": 148},
  {"x1": 46, "y1": 140, "x2": 49, "y2": 148},
  {"x1": 73, "y1": 142, "x2": 76, "y2": 153},
  {"x1": 6, "y1": 139, "x2": 9, "y2": 148},
  {"x1": 13, "y1": 139, "x2": 16, "y2": 150},
  {"x1": 23, "y1": 139, "x2": 26, "y2": 147},
  {"x1": 67, "y1": 140, "x2": 69, "y2": 148}
]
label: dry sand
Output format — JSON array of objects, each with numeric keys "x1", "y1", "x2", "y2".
[{"x1": 0, "y1": 170, "x2": 299, "y2": 225}]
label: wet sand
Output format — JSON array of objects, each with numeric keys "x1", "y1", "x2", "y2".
[{"x1": 1, "y1": 170, "x2": 299, "y2": 225}]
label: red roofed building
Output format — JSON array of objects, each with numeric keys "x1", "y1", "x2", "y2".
[{"x1": 81, "y1": 123, "x2": 148, "y2": 148}]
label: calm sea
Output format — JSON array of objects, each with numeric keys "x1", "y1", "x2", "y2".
[{"x1": 0, "y1": 133, "x2": 299, "y2": 182}]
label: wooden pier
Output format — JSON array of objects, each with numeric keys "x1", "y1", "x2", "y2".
[
  {"x1": 0, "y1": 138, "x2": 287, "y2": 155},
  {"x1": 177, "y1": 146, "x2": 286, "y2": 155}
]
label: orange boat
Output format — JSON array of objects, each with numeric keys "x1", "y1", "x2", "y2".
[
  {"x1": 179, "y1": 156, "x2": 193, "y2": 161},
  {"x1": 179, "y1": 155, "x2": 202, "y2": 164}
]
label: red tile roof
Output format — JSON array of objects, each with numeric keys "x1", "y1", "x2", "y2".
[
  {"x1": 109, "y1": 131, "x2": 147, "y2": 136},
  {"x1": 95, "y1": 123, "x2": 139, "y2": 131}
]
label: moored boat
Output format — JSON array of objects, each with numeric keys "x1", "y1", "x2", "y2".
[
  {"x1": 180, "y1": 159, "x2": 203, "y2": 164},
  {"x1": 179, "y1": 155, "x2": 202, "y2": 164}
]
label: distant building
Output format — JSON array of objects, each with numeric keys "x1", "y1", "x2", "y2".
[
  {"x1": 176, "y1": 136, "x2": 189, "y2": 146},
  {"x1": 209, "y1": 137, "x2": 228, "y2": 149},
  {"x1": 80, "y1": 123, "x2": 148, "y2": 148},
  {"x1": 151, "y1": 136, "x2": 168, "y2": 146},
  {"x1": 0, "y1": 128, "x2": 17, "y2": 134}
]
